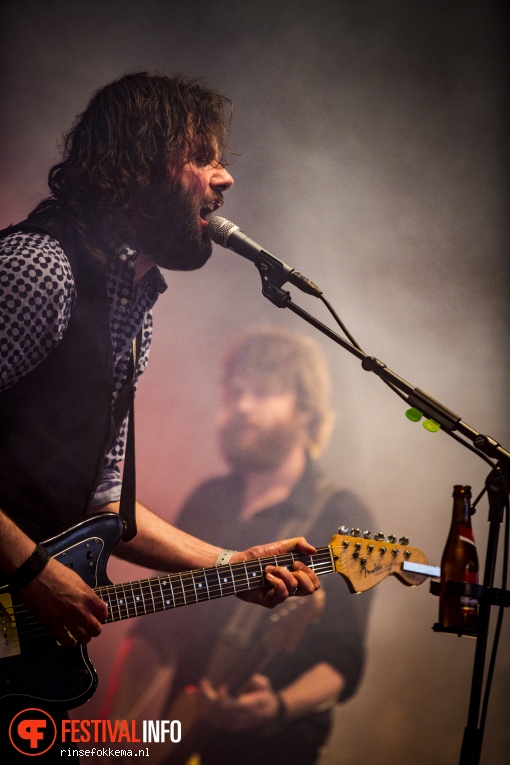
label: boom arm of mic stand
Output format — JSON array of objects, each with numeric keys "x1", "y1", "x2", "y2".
[{"x1": 261, "y1": 282, "x2": 510, "y2": 475}]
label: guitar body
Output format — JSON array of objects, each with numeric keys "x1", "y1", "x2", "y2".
[
  {"x1": 158, "y1": 591, "x2": 326, "y2": 765},
  {"x1": 0, "y1": 513, "x2": 124, "y2": 709}
]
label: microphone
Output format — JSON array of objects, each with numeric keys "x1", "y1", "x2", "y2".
[{"x1": 207, "y1": 216, "x2": 322, "y2": 297}]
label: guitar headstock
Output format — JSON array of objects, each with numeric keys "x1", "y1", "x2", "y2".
[{"x1": 330, "y1": 527, "x2": 429, "y2": 593}]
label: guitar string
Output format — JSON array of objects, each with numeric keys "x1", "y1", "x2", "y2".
[
  {"x1": 6, "y1": 550, "x2": 335, "y2": 621},
  {"x1": 4, "y1": 543, "x2": 385, "y2": 637},
  {"x1": 9, "y1": 535, "x2": 415, "y2": 626},
  {"x1": 3, "y1": 549, "x2": 338, "y2": 640},
  {"x1": 4, "y1": 537, "x2": 417, "y2": 632},
  {"x1": 4, "y1": 562, "x2": 336, "y2": 641},
  {"x1": 97, "y1": 553, "x2": 336, "y2": 623},
  {"x1": 7, "y1": 548, "x2": 336, "y2": 620},
  {"x1": 6, "y1": 552, "x2": 336, "y2": 634}
]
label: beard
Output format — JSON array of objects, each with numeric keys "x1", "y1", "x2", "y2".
[
  {"x1": 218, "y1": 417, "x2": 302, "y2": 472},
  {"x1": 128, "y1": 180, "x2": 213, "y2": 271}
]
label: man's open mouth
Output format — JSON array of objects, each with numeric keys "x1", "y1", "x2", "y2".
[{"x1": 199, "y1": 199, "x2": 222, "y2": 224}]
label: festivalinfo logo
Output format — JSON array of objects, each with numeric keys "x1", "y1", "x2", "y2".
[{"x1": 7, "y1": 708, "x2": 182, "y2": 757}]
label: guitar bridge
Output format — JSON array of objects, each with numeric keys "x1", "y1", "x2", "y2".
[{"x1": 0, "y1": 592, "x2": 21, "y2": 658}]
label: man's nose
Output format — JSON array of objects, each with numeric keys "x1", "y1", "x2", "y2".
[
  {"x1": 234, "y1": 391, "x2": 257, "y2": 412},
  {"x1": 211, "y1": 164, "x2": 234, "y2": 192}
]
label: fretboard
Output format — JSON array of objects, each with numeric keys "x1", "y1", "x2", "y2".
[{"x1": 96, "y1": 547, "x2": 335, "y2": 624}]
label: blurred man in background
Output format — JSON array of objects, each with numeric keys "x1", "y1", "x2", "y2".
[{"x1": 104, "y1": 326, "x2": 374, "y2": 765}]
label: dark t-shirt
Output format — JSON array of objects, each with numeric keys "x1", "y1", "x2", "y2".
[{"x1": 131, "y1": 462, "x2": 374, "y2": 764}]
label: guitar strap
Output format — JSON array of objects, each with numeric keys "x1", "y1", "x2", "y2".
[
  {"x1": 204, "y1": 475, "x2": 338, "y2": 686},
  {"x1": 117, "y1": 332, "x2": 141, "y2": 542}
]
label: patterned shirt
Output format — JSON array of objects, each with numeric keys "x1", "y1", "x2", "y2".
[{"x1": 0, "y1": 230, "x2": 166, "y2": 505}]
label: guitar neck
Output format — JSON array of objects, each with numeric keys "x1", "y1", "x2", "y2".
[{"x1": 96, "y1": 547, "x2": 335, "y2": 624}]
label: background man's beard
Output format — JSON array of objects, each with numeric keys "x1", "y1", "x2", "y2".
[
  {"x1": 219, "y1": 420, "x2": 301, "y2": 472},
  {"x1": 130, "y1": 182, "x2": 212, "y2": 271}
]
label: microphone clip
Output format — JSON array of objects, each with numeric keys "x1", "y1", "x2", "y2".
[{"x1": 254, "y1": 256, "x2": 293, "y2": 306}]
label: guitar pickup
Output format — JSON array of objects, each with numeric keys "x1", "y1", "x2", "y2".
[{"x1": 0, "y1": 592, "x2": 21, "y2": 658}]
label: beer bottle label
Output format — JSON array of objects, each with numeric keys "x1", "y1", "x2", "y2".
[{"x1": 458, "y1": 525, "x2": 476, "y2": 546}]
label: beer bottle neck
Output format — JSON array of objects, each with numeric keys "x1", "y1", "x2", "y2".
[{"x1": 451, "y1": 485, "x2": 472, "y2": 526}]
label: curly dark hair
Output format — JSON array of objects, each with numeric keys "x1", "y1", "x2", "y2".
[{"x1": 29, "y1": 72, "x2": 232, "y2": 262}]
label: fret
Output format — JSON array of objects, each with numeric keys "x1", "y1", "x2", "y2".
[
  {"x1": 152, "y1": 576, "x2": 164, "y2": 611},
  {"x1": 216, "y1": 565, "x2": 235, "y2": 596},
  {"x1": 229, "y1": 565, "x2": 237, "y2": 594},
  {"x1": 167, "y1": 573, "x2": 183, "y2": 608},
  {"x1": 156, "y1": 579, "x2": 165, "y2": 610},
  {"x1": 179, "y1": 572, "x2": 193, "y2": 605},
  {"x1": 242, "y1": 558, "x2": 264, "y2": 590},
  {"x1": 204, "y1": 567, "x2": 219, "y2": 600},
  {"x1": 107, "y1": 586, "x2": 121, "y2": 622},
  {"x1": 169, "y1": 574, "x2": 181, "y2": 608},
  {"x1": 191, "y1": 570, "x2": 209, "y2": 602},
  {"x1": 133, "y1": 580, "x2": 144, "y2": 615},
  {"x1": 116, "y1": 583, "x2": 129, "y2": 620},
  {"x1": 178, "y1": 572, "x2": 187, "y2": 606},
  {"x1": 130, "y1": 580, "x2": 146, "y2": 616},
  {"x1": 119, "y1": 584, "x2": 133, "y2": 619},
  {"x1": 111, "y1": 587, "x2": 120, "y2": 620},
  {"x1": 145, "y1": 579, "x2": 156, "y2": 614},
  {"x1": 123, "y1": 581, "x2": 132, "y2": 618},
  {"x1": 100, "y1": 587, "x2": 114, "y2": 624},
  {"x1": 215, "y1": 567, "x2": 223, "y2": 598},
  {"x1": 240, "y1": 560, "x2": 250, "y2": 591},
  {"x1": 160, "y1": 577, "x2": 175, "y2": 610},
  {"x1": 204, "y1": 568, "x2": 211, "y2": 600},
  {"x1": 188, "y1": 571, "x2": 198, "y2": 604}
]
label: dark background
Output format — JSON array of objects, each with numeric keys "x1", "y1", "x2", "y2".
[{"x1": 1, "y1": 2, "x2": 509, "y2": 762}]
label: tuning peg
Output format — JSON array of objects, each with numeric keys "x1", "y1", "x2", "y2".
[
  {"x1": 351, "y1": 528, "x2": 361, "y2": 537},
  {"x1": 363, "y1": 530, "x2": 371, "y2": 539},
  {"x1": 399, "y1": 536, "x2": 410, "y2": 545},
  {"x1": 338, "y1": 525, "x2": 349, "y2": 535},
  {"x1": 374, "y1": 532, "x2": 385, "y2": 541},
  {"x1": 387, "y1": 534, "x2": 397, "y2": 543}
]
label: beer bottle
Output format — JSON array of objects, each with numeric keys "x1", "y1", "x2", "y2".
[{"x1": 439, "y1": 485, "x2": 479, "y2": 633}]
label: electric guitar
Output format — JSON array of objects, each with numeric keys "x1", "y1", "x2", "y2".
[
  {"x1": 0, "y1": 512, "x2": 429, "y2": 709},
  {"x1": 140, "y1": 585, "x2": 327, "y2": 764}
]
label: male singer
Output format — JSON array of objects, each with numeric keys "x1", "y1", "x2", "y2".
[{"x1": 0, "y1": 73, "x2": 320, "y2": 761}]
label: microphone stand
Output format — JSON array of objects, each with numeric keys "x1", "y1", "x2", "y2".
[{"x1": 253, "y1": 265, "x2": 509, "y2": 765}]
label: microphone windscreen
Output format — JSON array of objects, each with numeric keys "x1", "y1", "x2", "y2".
[{"x1": 207, "y1": 216, "x2": 237, "y2": 246}]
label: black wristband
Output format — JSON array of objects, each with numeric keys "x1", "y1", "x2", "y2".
[
  {"x1": 264, "y1": 692, "x2": 288, "y2": 736},
  {"x1": 7, "y1": 544, "x2": 51, "y2": 591},
  {"x1": 274, "y1": 692, "x2": 287, "y2": 724}
]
